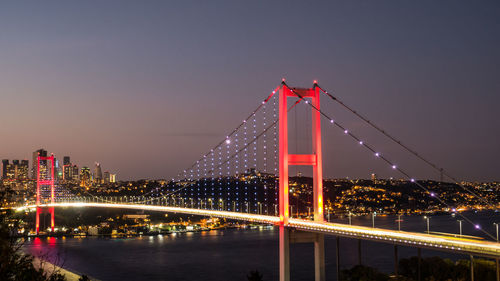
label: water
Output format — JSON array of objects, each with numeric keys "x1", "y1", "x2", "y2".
[{"x1": 23, "y1": 211, "x2": 499, "y2": 281}]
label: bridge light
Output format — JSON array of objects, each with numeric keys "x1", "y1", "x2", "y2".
[
  {"x1": 225, "y1": 139, "x2": 231, "y2": 144},
  {"x1": 410, "y1": 179, "x2": 415, "y2": 182},
  {"x1": 392, "y1": 165, "x2": 396, "y2": 169},
  {"x1": 330, "y1": 119, "x2": 334, "y2": 123},
  {"x1": 475, "y1": 224, "x2": 481, "y2": 229},
  {"x1": 344, "y1": 130, "x2": 348, "y2": 134},
  {"x1": 359, "y1": 141, "x2": 363, "y2": 145},
  {"x1": 375, "y1": 153, "x2": 380, "y2": 157}
]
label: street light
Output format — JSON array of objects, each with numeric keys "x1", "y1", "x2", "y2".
[
  {"x1": 372, "y1": 212, "x2": 376, "y2": 228},
  {"x1": 458, "y1": 220, "x2": 463, "y2": 237},
  {"x1": 397, "y1": 214, "x2": 403, "y2": 231},
  {"x1": 348, "y1": 212, "x2": 352, "y2": 225},
  {"x1": 424, "y1": 216, "x2": 430, "y2": 234},
  {"x1": 494, "y1": 223, "x2": 499, "y2": 242}
]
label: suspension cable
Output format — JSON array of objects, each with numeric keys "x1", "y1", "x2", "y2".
[
  {"x1": 316, "y1": 83, "x2": 497, "y2": 210},
  {"x1": 127, "y1": 87, "x2": 303, "y2": 205},
  {"x1": 284, "y1": 81, "x2": 496, "y2": 240}
]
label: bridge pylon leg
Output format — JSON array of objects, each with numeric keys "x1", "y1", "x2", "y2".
[
  {"x1": 50, "y1": 207, "x2": 55, "y2": 232},
  {"x1": 314, "y1": 234, "x2": 325, "y2": 281},
  {"x1": 279, "y1": 225, "x2": 290, "y2": 281},
  {"x1": 35, "y1": 207, "x2": 40, "y2": 235}
]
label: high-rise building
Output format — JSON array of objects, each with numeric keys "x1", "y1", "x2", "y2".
[
  {"x1": 109, "y1": 173, "x2": 116, "y2": 183},
  {"x1": 63, "y1": 164, "x2": 72, "y2": 181},
  {"x1": 94, "y1": 162, "x2": 103, "y2": 183},
  {"x1": 72, "y1": 165, "x2": 79, "y2": 181},
  {"x1": 63, "y1": 156, "x2": 70, "y2": 166},
  {"x1": 18, "y1": 160, "x2": 29, "y2": 180},
  {"x1": 103, "y1": 171, "x2": 110, "y2": 183},
  {"x1": 54, "y1": 158, "x2": 63, "y2": 180},
  {"x1": 1, "y1": 159, "x2": 8, "y2": 179},
  {"x1": 2, "y1": 160, "x2": 29, "y2": 180},
  {"x1": 80, "y1": 166, "x2": 92, "y2": 188},
  {"x1": 32, "y1": 149, "x2": 47, "y2": 179}
]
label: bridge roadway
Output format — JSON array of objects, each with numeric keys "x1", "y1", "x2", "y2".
[{"x1": 23, "y1": 202, "x2": 500, "y2": 259}]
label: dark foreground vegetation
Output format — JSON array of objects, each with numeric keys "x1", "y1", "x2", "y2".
[
  {"x1": 341, "y1": 256, "x2": 497, "y2": 281},
  {"x1": 0, "y1": 189, "x2": 90, "y2": 281}
]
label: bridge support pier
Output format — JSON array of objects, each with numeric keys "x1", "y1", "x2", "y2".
[
  {"x1": 279, "y1": 225, "x2": 290, "y2": 281},
  {"x1": 336, "y1": 237, "x2": 340, "y2": 281},
  {"x1": 358, "y1": 239, "x2": 362, "y2": 265},
  {"x1": 289, "y1": 230, "x2": 325, "y2": 281},
  {"x1": 314, "y1": 234, "x2": 325, "y2": 281},
  {"x1": 394, "y1": 245, "x2": 398, "y2": 277},
  {"x1": 470, "y1": 255, "x2": 474, "y2": 281},
  {"x1": 417, "y1": 248, "x2": 421, "y2": 281}
]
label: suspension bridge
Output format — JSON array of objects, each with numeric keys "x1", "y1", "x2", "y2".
[{"x1": 17, "y1": 80, "x2": 500, "y2": 281}]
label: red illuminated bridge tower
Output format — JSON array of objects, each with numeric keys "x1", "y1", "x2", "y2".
[
  {"x1": 279, "y1": 81, "x2": 325, "y2": 281},
  {"x1": 35, "y1": 154, "x2": 55, "y2": 235}
]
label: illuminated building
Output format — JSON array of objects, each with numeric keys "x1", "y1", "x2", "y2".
[
  {"x1": 1, "y1": 160, "x2": 8, "y2": 179},
  {"x1": 72, "y1": 165, "x2": 79, "y2": 181},
  {"x1": 80, "y1": 166, "x2": 92, "y2": 188},
  {"x1": 63, "y1": 156, "x2": 70, "y2": 166},
  {"x1": 18, "y1": 160, "x2": 29, "y2": 180},
  {"x1": 95, "y1": 162, "x2": 103, "y2": 183},
  {"x1": 63, "y1": 164, "x2": 72, "y2": 181},
  {"x1": 103, "y1": 171, "x2": 110, "y2": 183},
  {"x1": 2, "y1": 159, "x2": 29, "y2": 180},
  {"x1": 32, "y1": 149, "x2": 47, "y2": 179},
  {"x1": 110, "y1": 173, "x2": 116, "y2": 183}
]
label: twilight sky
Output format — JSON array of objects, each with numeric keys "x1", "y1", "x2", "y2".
[{"x1": 0, "y1": 1, "x2": 499, "y2": 181}]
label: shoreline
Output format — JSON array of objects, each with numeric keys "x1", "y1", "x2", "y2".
[{"x1": 33, "y1": 257, "x2": 100, "y2": 281}]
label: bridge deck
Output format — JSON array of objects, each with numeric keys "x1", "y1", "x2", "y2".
[{"x1": 24, "y1": 203, "x2": 500, "y2": 259}]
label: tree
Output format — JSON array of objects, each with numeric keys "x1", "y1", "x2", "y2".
[
  {"x1": 247, "y1": 270, "x2": 263, "y2": 281},
  {"x1": 0, "y1": 188, "x2": 67, "y2": 280},
  {"x1": 340, "y1": 265, "x2": 389, "y2": 281}
]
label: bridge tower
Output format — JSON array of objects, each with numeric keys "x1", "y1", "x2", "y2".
[
  {"x1": 35, "y1": 154, "x2": 55, "y2": 235},
  {"x1": 279, "y1": 81, "x2": 325, "y2": 281}
]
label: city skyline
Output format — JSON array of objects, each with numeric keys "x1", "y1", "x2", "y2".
[{"x1": 1, "y1": 2, "x2": 499, "y2": 181}]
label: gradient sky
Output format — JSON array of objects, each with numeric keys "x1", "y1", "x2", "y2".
[{"x1": 1, "y1": 1, "x2": 499, "y2": 181}]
